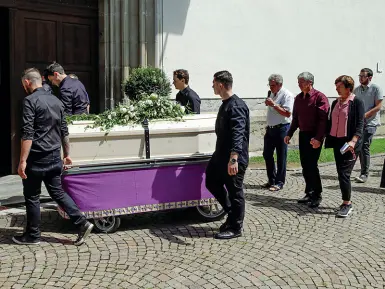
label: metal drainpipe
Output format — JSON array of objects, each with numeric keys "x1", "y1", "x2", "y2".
[
  {"x1": 139, "y1": 0, "x2": 147, "y2": 67},
  {"x1": 122, "y1": 0, "x2": 130, "y2": 79},
  {"x1": 108, "y1": 0, "x2": 115, "y2": 108},
  {"x1": 121, "y1": 0, "x2": 130, "y2": 104},
  {"x1": 154, "y1": 0, "x2": 163, "y2": 69}
]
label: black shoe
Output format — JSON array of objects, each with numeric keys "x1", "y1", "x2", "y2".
[
  {"x1": 219, "y1": 222, "x2": 230, "y2": 233},
  {"x1": 336, "y1": 204, "x2": 353, "y2": 217},
  {"x1": 12, "y1": 234, "x2": 40, "y2": 245},
  {"x1": 297, "y1": 195, "x2": 312, "y2": 203},
  {"x1": 309, "y1": 198, "x2": 322, "y2": 208},
  {"x1": 74, "y1": 221, "x2": 94, "y2": 246},
  {"x1": 261, "y1": 183, "x2": 272, "y2": 189},
  {"x1": 214, "y1": 229, "x2": 242, "y2": 240}
]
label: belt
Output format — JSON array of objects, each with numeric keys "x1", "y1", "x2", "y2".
[{"x1": 266, "y1": 123, "x2": 289, "y2": 129}]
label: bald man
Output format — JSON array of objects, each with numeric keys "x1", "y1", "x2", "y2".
[{"x1": 13, "y1": 68, "x2": 93, "y2": 246}]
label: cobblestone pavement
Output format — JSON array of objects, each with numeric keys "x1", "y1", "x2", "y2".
[{"x1": 0, "y1": 156, "x2": 385, "y2": 289}]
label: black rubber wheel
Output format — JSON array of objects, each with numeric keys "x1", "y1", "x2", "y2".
[
  {"x1": 196, "y1": 203, "x2": 226, "y2": 221},
  {"x1": 92, "y1": 216, "x2": 121, "y2": 233}
]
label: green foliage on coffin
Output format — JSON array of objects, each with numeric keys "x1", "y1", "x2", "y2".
[
  {"x1": 122, "y1": 67, "x2": 172, "y2": 101},
  {"x1": 66, "y1": 94, "x2": 186, "y2": 131},
  {"x1": 66, "y1": 67, "x2": 185, "y2": 131}
]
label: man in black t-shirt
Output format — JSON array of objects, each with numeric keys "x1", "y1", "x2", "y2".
[{"x1": 173, "y1": 69, "x2": 201, "y2": 114}]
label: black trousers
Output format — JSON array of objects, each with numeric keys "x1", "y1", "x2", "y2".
[
  {"x1": 263, "y1": 124, "x2": 289, "y2": 186},
  {"x1": 205, "y1": 157, "x2": 246, "y2": 231},
  {"x1": 299, "y1": 132, "x2": 323, "y2": 199},
  {"x1": 332, "y1": 137, "x2": 357, "y2": 202},
  {"x1": 23, "y1": 151, "x2": 87, "y2": 239}
]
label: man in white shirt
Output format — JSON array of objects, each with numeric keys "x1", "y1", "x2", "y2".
[{"x1": 262, "y1": 74, "x2": 294, "y2": 191}]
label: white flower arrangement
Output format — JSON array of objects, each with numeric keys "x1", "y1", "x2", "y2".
[{"x1": 66, "y1": 93, "x2": 186, "y2": 131}]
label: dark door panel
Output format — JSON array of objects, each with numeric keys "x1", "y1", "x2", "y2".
[
  {"x1": 9, "y1": 6, "x2": 98, "y2": 173},
  {"x1": 0, "y1": 8, "x2": 11, "y2": 175}
]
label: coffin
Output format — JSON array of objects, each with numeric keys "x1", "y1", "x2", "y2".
[{"x1": 68, "y1": 114, "x2": 217, "y2": 165}]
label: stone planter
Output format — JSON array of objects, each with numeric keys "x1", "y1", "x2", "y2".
[{"x1": 68, "y1": 114, "x2": 217, "y2": 165}]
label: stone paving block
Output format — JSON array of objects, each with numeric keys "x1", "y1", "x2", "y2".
[{"x1": 1, "y1": 156, "x2": 385, "y2": 287}]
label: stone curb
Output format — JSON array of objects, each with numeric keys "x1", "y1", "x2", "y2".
[{"x1": 249, "y1": 153, "x2": 385, "y2": 172}]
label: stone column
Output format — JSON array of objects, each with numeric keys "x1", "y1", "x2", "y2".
[{"x1": 99, "y1": 0, "x2": 156, "y2": 110}]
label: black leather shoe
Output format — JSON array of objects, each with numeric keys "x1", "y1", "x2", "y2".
[
  {"x1": 214, "y1": 230, "x2": 242, "y2": 240},
  {"x1": 12, "y1": 234, "x2": 40, "y2": 245},
  {"x1": 309, "y1": 198, "x2": 322, "y2": 208},
  {"x1": 297, "y1": 195, "x2": 311, "y2": 203},
  {"x1": 219, "y1": 222, "x2": 230, "y2": 233}
]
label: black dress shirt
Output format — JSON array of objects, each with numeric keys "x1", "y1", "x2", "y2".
[
  {"x1": 21, "y1": 87, "x2": 69, "y2": 155},
  {"x1": 214, "y1": 94, "x2": 250, "y2": 166},
  {"x1": 42, "y1": 81, "x2": 53, "y2": 94},
  {"x1": 175, "y1": 86, "x2": 201, "y2": 114},
  {"x1": 59, "y1": 76, "x2": 90, "y2": 115}
]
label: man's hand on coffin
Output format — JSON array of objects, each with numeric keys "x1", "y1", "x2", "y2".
[
  {"x1": 18, "y1": 161, "x2": 27, "y2": 179},
  {"x1": 63, "y1": 156, "x2": 73, "y2": 170},
  {"x1": 228, "y1": 161, "x2": 238, "y2": 176}
]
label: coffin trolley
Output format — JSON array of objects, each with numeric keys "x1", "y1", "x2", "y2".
[{"x1": 58, "y1": 115, "x2": 225, "y2": 233}]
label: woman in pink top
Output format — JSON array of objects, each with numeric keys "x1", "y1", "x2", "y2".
[{"x1": 325, "y1": 75, "x2": 365, "y2": 217}]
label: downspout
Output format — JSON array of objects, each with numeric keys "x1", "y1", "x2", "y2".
[
  {"x1": 121, "y1": 0, "x2": 130, "y2": 104},
  {"x1": 139, "y1": 0, "x2": 147, "y2": 67},
  {"x1": 114, "y1": 0, "x2": 122, "y2": 105},
  {"x1": 108, "y1": 0, "x2": 115, "y2": 108},
  {"x1": 122, "y1": 0, "x2": 130, "y2": 80},
  {"x1": 154, "y1": 0, "x2": 163, "y2": 69}
]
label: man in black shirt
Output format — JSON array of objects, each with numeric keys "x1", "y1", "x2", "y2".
[
  {"x1": 42, "y1": 69, "x2": 53, "y2": 94},
  {"x1": 46, "y1": 62, "x2": 90, "y2": 115},
  {"x1": 13, "y1": 68, "x2": 93, "y2": 246},
  {"x1": 173, "y1": 69, "x2": 201, "y2": 114},
  {"x1": 205, "y1": 70, "x2": 250, "y2": 239}
]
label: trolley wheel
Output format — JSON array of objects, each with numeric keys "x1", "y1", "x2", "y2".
[
  {"x1": 196, "y1": 203, "x2": 226, "y2": 221},
  {"x1": 92, "y1": 216, "x2": 121, "y2": 233}
]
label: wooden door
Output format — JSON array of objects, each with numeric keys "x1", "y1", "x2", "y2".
[
  {"x1": 0, "y1": 8, "x2": 11, "y2": 175},
  {"x1": 15, "y1": 10, "x2": 98, "y2": 106},
  {"x1": 10, "y1": 8, "x2": 98, "y2": 172}
]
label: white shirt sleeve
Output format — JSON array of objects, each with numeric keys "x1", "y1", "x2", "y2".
[{"x1": 282, "y1": 91, "x2": 294, "y2": 113}]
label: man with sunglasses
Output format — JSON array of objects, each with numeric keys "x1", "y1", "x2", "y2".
[{"x1": 353, "y1": 68, "x2": 383, "y2": 183}]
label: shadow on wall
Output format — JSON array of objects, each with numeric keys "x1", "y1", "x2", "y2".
[{"x1": 160, "y1": 0, "x2": 191, "y2": 61}]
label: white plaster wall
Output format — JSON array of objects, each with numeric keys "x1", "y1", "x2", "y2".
[{"x1": 161, "y1": 0, "x2": 385, "y2": 100}]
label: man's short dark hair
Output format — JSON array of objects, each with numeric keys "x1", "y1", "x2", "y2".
[
  {"x1": 22, "y1": 68, "x2": 42, "y2": 84},
  {"x1": 361, "y1": 68, "x2": 373, "y2": 77},
  {"x1": 46, "y1": 62, "x2": 65, "y2": 75},
  {"x1": 214, "y1": 70, "x2": 233, "y2": 89},
  {"x1": 42, "y1": 68, "x2": 50, "y2": 79},
  {"x1": 173, "y1": 69, "x2": 189, "y2": 84}
]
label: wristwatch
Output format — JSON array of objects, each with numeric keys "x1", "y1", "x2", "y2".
[{"x1": 230, "y1": 158, "x2": 237, "y2": 164}]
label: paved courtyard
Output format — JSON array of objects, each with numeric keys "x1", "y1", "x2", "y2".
[{"x1": 0, "y1": 156, "x2": 385, "y2": 289}]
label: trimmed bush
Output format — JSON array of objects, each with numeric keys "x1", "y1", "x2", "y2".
[{"x1": 123, "y1": 67, "x2": 172, "y2": 101}]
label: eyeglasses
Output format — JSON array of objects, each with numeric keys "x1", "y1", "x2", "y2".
[{"x1": 358, "y1": 75, "x2": 368, "y2": 78}]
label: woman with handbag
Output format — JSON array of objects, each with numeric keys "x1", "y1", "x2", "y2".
[{"x1": 325, "y1": 75, "x2": 365, "y2": 217}]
